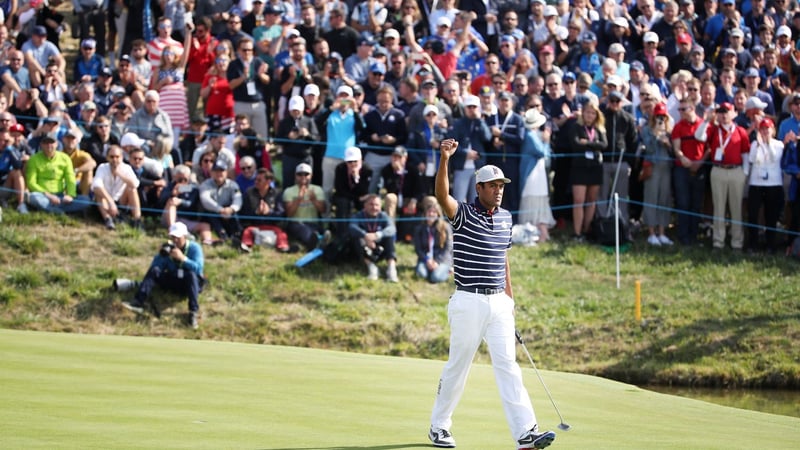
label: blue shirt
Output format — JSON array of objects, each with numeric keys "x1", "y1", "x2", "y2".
[
  {"x1": 777, "y1": 115, "x2": 800, "y2": 142},
  {"x1": 149, "y1": 240, "x2": 204, "y2": 277},
  {"x1": 0, "y1": 145, "x2": 23, "y2": 175},
  {"x1": 450, "y1": 199, "x2": 512, "y2": 290},
  {"x1": 325, "y1": 109, "x2": 357, "y2": 159}
]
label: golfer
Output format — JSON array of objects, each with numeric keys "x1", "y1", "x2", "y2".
[{"x1": 428, "y1": 138, "x2": 556, "y2": 449}]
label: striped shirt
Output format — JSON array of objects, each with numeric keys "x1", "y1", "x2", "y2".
[{"x1": 450, "y1": 200, "x2": 512, "y2": 290}]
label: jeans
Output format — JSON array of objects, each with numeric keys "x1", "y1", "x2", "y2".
[
  {"x1": 416, "y1": 261, "x2": 450, "y2": 283},
  {"x1": 134, "y1": 265, "x2": 201, "y2": 312},
  {"x1": 672, "y1": 166, "x2": 706, "y2": 245},
  {"x1": 28, "y1": 193, "x2": 92, "y2": 214}
]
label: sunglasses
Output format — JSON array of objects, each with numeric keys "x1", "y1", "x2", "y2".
[
  {"x1": 202, "y1": 159, "x2": 215, "y2": 163},
  {"x1": 241, "y1": 165, "x2": 254, "y2": 170}
]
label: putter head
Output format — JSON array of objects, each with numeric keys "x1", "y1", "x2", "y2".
[{"x1": 558, "y1": 422, "x2": 571, "y2": 431}]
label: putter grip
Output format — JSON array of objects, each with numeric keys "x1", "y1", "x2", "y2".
[{"x1": 515, "y1": 330, "x2": 524, "y2": 344}]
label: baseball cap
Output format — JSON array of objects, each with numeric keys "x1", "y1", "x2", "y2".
[
  {"x1": 691, "y1": 45, "x2": 705, "y2": 54},
  {"x1": 540, "y1": 44, "x2": 554, "y2": 54},
  {"x1": 716, "y1": 102, "x2": 734, "y2": 112},
  {"x1": 759, "y1": 117, "x2": 775, "y2": 129},
  {"x1": 582, "y1": 31, "x2": 597, "y2": 42},
  {"x1": 423, "y1": 104, "x2": 439, "y2": 116},
  {"x1": 479, "y1": 85, "x2": 494, "y2": 97},
  {"x1": 463, "y1": 95, "x2": 480, "y2": 108},
  {"x1": 328, "y1": 51, "x2": 343, "y2": 61},
  {"x1": 120, "y1": 132, "x2": 145, "y2": 147},
  {"x1": 613, "y1": 17, "x2": 629, "y2": 28},
  {"x1": 212, "y1": 159, "x2": 228, "y2": 171},
  {"x1": 653, "y1": 103, "x2": 668, "y2": 116},
  {"x1": 544, "y1": 5, "x2": 559, "y2": 17},
  {"x1": 9, "y1": 123, "x2": 25, "y2": 133},
  {"x1": 32, "y1": 25, "x2": 47, "y2": 36},
  {"x1": 608, "y1": 90, "x2": 626, "y2": 102},
  {"x1": 303, "y1": 84, "x2": 320, "y2": 96},
  {"x1": 370, "y1": 62, "x2": 386, "y2": 75},
  {"x1": 336, "y1": 85, "x2": 353, "y2": 97},
  {"x1": 384, "y1": 29, "x2": 400, "y2": 40},
  {"x1": 729, "y1": 28, "x2": 744, "y2": 38},
  {"x1": 606, "y1": 75, "x2": 623, "y2": 88},
  {"x1": 475, "y1": 165, "x2": 511, "y2": 184},
  {"x1": 500, "y1": 34, "x2": 515, "y2": 44},
  {"x1": 169, "y1": 222, "x2": 190, "y2": 238},
  {"x1": 352, "y1": 84, "x2": 364, "y2": 96},
  {"x1": 295, "y1": 163, "x2": 312, "y2": 174},
  {"x1": 264, "y1": 4, "x2": 283, "y2": 14},
  {"x1": 99, "y1": 67, "x2": 113, "y2": 77},
  {"x1": 288, "y1": 95, "x2": 304, "y2": 111},
  {"x1": 563, "y1": 71, "x2": 577, "y2": 82},
  {"x1": 436, "y1": 16, "x2": 451, "y2": 28},
  {"x1": 344, "y1": 146, "x2": 361, "y2": 162},
  {"x1": 81, "y1": 38, "x2": 96, "y2": 49},
  {"x1": 287, "y1": 29, "x2": 301, "y2": 38},
  {"x1": 643, "y1": 31, "x2": 659, "y2": 44},
  {"x1": 392, "y1": 146, "x2": 407, "y2": 157},
  {"x1": 608, "y1": 43, "x2": 625, "y2": 55},
  {"x1": 421, "y1": 79, "x2": 437, "y2": 89},
  {"x1": 721, "y1": 47, "x2": 737, "y2": 56},
  {"x1": 676, "y1": 32, "x2": 692, "y2": 45},
  {"x1": 82, "y1": 101, "x2": 97, "y2": 111},
  {"x1": 64, "y1": 128, "x2": 81, "y2": 139},
  {"x1": 744, "y1": 67, "x2": 760, "y2": 78},
  {"x1": 721, "y1": 0, "x2": 734, "y2": 4},
  {"x1": 777, "y1": 25, "x2": 792, "y2": 38},
  {"x1": 358, "y1": 37, "x2": 375, "y2": 47},
  {"x1": 792, "y1": 93, "x2": 800, "y2": 104},
  {"x1": 745, "y1": 96, "x2": 768, "y2": 110},
  {"x1": 120, "y1": 54, "x2": 131, "y2": 63},
  {"x1": 498, "y1": 91, "x2": 514, "y2": 101},
  {"x1": 40, "y1": 134, "x2": 57, "y2": 144}
]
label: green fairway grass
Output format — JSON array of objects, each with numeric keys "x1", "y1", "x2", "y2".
[{"x1": 1, "y1": 330, "x2": 797, "y2": 449}]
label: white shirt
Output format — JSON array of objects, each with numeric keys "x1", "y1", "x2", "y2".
[
  {"x1": 745, "y1": 138, "x2": 784, "y2": 187},
  {"x1": 91, "y1": 162, "x2": 140, "y2": 201}
]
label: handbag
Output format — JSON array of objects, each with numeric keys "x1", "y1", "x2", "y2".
[{"x1": 638, "y1": 160, "x2": 653, "y2": 182}]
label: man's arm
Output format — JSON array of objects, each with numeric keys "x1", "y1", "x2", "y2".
[
  {"x1": 435, "y1": 139, "x2": 459, "y2": 220},
  {"x1": 504, "y1": 254, "x2": 513, "y2": 299}
]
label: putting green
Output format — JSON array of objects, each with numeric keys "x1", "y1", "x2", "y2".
[{"x1": 1, "y1": 329, "x2": 797, "y2": 449}]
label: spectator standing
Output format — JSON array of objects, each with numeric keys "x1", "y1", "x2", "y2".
[
  {"x1": 407, "y1": 103, "x2": 447, "y2": 197},
  {"x1": 745, "y1": 118, "x2": 784, "y2": 253},
  {"x1": 518, "y1": 108, "x2": 555, "y2": 242},
  {"x1": 320, "y1": 85, "x2": 364, "y2": 199},
  {"x1": 201, "y1": 56, "x2": 236, "y2": 132},
  {"x1": 276, "y1": 95, "x2": 319, "y2": 188},
  {"x1": 696, "y1": 102, "x2": 750, "y2": 250},
  {"x1": 150, "y1": 42, "x2": 191, "y2": 144},
  {"x1": 72, "y1": 0, "x2": 107, "y2": 57},
  {"x1": 599, "y1": 90, "x2": 638, "y2": 225},
  {"x1": 568, "y1": 100, "x2": 608, "y2": 241},
  {"x1": 322, "y1": 8, "x2": 359, "y2": 61},
  {"x1": 671, "y1": 97, "x2": 708, "y2": 246},
  {"x1": 186, "y1": 17, "x2": 219, "y2": 122},
  {"x1": 362, "y1": 86, "x2": 407, "y2": 193},
  {"x1": 147, "y1": 17, "x2": 183, "y2": 69},
  {"x1": 640, "y1": 103, "x2": 676, "y2": 246},
  {"x1": 485, "y1": 91, "x2": 525, "y2": 221},
  {"x1": 446, "y1": 94, "x2": 491, "y2": 203},
  {"x1": 227, "y1": 37, "x2": 270, "y2": 141}
]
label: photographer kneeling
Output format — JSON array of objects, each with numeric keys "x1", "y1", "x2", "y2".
[{"x1": 122, "y1": 223, "x2": 205, "y2": 329}]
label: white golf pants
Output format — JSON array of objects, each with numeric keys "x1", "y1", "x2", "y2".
[{"x1": 430, "y1": 290, "x2": 536, "y2": 441}]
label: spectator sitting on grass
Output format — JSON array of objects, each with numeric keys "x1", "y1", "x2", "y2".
[
  {"x1": 412, "y1": 201, "x2": 452, "y2": 284},
  {"x1": 91, "y1": 145, "x2": 142, "y2": 230},
  {"x1": 61, "y1": 128, "x2": 96, "y2": 196},
  {"x1": 349, "y1": 193, "x2": 398, "y2": 283},
  {"x1": 199, "y1": 159, "x2": 242, "y2": 242},
  {"x1": 0, "y1": 125, "x2": 28, "y2": 214},
  {"x1": 128, "y1": 147, "x2": 166, "y2": 213},
  {"x1": 282, "y1": 162, "x2": 327, "y2": 250},
  {"x1": 239, "y1": 168, "x2": 294, "y2": 253},
  {"x1": 25, "y1": 134, "x2": 91, "y2": 214}
]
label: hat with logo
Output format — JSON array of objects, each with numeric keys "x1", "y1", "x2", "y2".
[
  {"x1": 676, "y1": 32, "x2": 692, "y2": 45},
  {"x1": 32, "y1": 25, "x2": 47, "y2": 36},
  {"x1": 264, "y1": 4, "x2": 283, "y2": 14},
  {"x1": 540, "y1": 44, "x2": 554, "y2": 54},
  {"x1": 759, "y1": 117, "x2": 775, "y2": 129},
  {"x1": 295, "y1": 162, "x2": 312, "y2": 174},
  {"x1": 436, "y1": 16, "x2": 451, "y2": 28},
  {"x1": 463, "y1": 95, "x2": 480, "y2": 108},
  {"x1": 630, "y1": 61, "x2": 645, "y2": 71},
  {"x1": 288, "y1": 95, "x2": 305, "y2": 111},
  {"x1": 475, "y1": 165, "x2": 511, "y2": 184},
  {"x1": 562, "y1": 71, "x2": 577, "y2": 81},
  {"x1": 81, "y1": 38, "x2": 97, "y2": 49},
  {"x1": 344, "y1": 146, "x2": 362, "y2": 162},
  {"x1": 169, "y1": 222, "x2": 190, "y2": 238},
  {"x1": 392, "y1": 146, "x2": 408, "y2": 157},
  {"x1": 582, "y1": 31, "x2": 597, "y2": 42},
  {"x1": 744, "y1": 67, "x2": 760, "y2": 78},
  {"x1": 653, "y1": 103, "x2": 668, "y2": 116},
  {"x1": 370, "y1": 61, "x2": 386, "y2": 75},
  {"x1": 643, "y1": 31, "x2": 659, "y2": 44},
  {"x1": 479, "y1": 85, "x2": 494, "y2": 97},
  {"x1": 336, "y1": 85, "x2": 353, "y2": 97},
  {"x1": 9, "y1": 123, "x2": 25, "y2": 133},
  {"x1": 303, "y1": 84, "x2": 319, "y2": 96},
  {"x1": 384, "y1": 28, "x2": 400, "y2": 40},
  {"x1": 358, "y1": 37, "x2": 376, "y2": 47},
  {"x1": 99, "y1": 67, "x2": 113, "y2": 77},
  {"x1": 613, "y1": 17, "x2": 629, "y2": 28},
  {"x1": 212, "y1": 159, "x2": 228, "y2": 171}
]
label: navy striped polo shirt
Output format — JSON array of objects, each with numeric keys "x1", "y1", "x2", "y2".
[{"x1": 450, "y1": 199, "x2": 513, "y2": 290}]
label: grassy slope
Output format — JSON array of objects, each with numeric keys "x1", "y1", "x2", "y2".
[
  {"x1": 0, "y1": 213, "x2": 799, "y2": 390},
  {"x1": 1, "y1": 329, "x2": 798, "y2": 450}
]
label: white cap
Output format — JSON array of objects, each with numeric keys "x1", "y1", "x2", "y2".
[
  {"x1": 609, "y1": 43, "x2": 625, "y2": 55},
  {"x1": 729, "y1": 28, "x2": 744, "y2": 38},
  {"x1": 475, "y1": 165, "x2": 511, "y2": 184},
  {"x1": 745, "y1": 96, "x2": 768, "y2": 110},
  {"x1": 168, "y1": 222, "x2": 190, "y2": 238},
  {"x1": 384, "y1": 28, "x2": 400, "y2": 40},
  {"x1": 613, "y1": 17, "x2": 629, "y2": 28},
  {"x1": 337, "y1": 85, "x2": 353, "y2": 97},
  {"x1": 344, "y1": 146, "x2": 361, "y2": 162},
  {"x1": 544, "y1": 5, "x2": 558, "y2": 17},
  {"x1": 120, "y1": 132, "x2": 145, "y2": 147},
  {"x1": 288, "y1": 95, "x2": 305, "y2": 111},
  {"x1": 303, "y1": 84, "x2": 320, "y2": 96},
  {"x1": 295, "y1": 162, "x2": 312, "y2": 174},
  {"x1": 606, "y1": 75, "x2": 623, "y2": 87},
  {"x1": 423, "y1": 104, "x2": 439, "y2": 116},
  {"x1": 524, "y1": 109, "x2": 546, "y2": 130},
  {"x1": 287, "y1": 29, "x2": 301, "y2": 38},
  {"x1": 436, "y1": 16, "x2": 451, "y2": 28},
  {"x1": 643, "y1": 31, "x2": 659, "y2": 44},
  {"x1": 463, "y1": 95, "x2": 480, "y2": 108},
  {"x1": 144, "y1": 90, "x2": 160, "y2": 101},
  {"x1": 777, "y1": 25, "x2": 792, "y2": 38}
]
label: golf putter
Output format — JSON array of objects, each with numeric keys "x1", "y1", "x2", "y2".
[{"x1": 515, "y1": 330, "x2": 572, "y2": 431}]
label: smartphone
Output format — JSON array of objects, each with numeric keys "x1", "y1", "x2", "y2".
[{"x1": 178, "y1": 184, "x2": 193, "y2": 194}]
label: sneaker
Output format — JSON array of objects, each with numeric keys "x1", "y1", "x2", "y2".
[
  {"x1": 517, "y1": 426, "x2": 556, "y2": 449},
  {"x1": 658, "y1": 234, "x2": 673, "y2": 246},
  {"x1": 367, "y1": 263, "x2": 379, "y2": 280},
  {"x1": 104, "y1": 217, "x2": 116, "y2": 230},
  {"x1": 240, "y1": 242, "x2": 252, "y2": 253},
  {"x1": 428, "y1": 427, "x2": 456, "y2": 448},
  {"x1": 190, "y1": 311, "x2": 199, "y2": 330},
  {"x1": 16, "y1": 203, "x2": 29, "y2": 214},
  {"x1": 647, "y1": 234, "x2": 661, "y2": 246},
  {"x1": 121, "y1": 301, "x2": 145, "y2": 314},
  {"x1": 386, "y1": 265, "x2": 398, "y2": 283}
]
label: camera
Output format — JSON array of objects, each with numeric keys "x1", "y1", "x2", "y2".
[
  {"x1": 364, "y1": 245, "x2": 384, "y2": 262},
  {"x1": 160, "y1": 242, "x2": 176, "y2": 257}
]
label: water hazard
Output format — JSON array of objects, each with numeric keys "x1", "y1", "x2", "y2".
[{"x1": 644, "y1": 385, "x2": 800, "y2": 418}]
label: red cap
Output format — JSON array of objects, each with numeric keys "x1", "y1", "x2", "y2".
[
  {"x1": 653, "y1": 102, "x2": 668, "y2": 117},
  {"x1": 716, "y1": 102, "x2": 734, "y2": 112},
  {"x1": 539, "y1": 45, "x2": 554, "y2": 54},
  {"x1": 676, "y1": 32, "x2": 692, "y2": 45},
  {"x1": 8, "y1": 123, "x2": 25, "y2": 133},
  {"x1": 759, "y1": 117, "x2": 775, "y2": 129}
]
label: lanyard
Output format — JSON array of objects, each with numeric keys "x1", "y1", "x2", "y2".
[
  {"x1": 717, "y1": 126, "x2": 734, "y2": 154},
  {"x1": 585, "y1": 126, "x2": 595, "y2": 141}
]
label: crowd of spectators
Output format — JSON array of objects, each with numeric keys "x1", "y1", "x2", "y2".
[{"x1": 2, "y1": 0, "x2": 800, "y2": 284}]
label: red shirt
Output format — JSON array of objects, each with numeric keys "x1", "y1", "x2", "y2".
[
  {"x1": 431, "y1": 52, "x2": 457, "y2": 81},
  {"x1": 201, "y1": 72, "x2": 234, "y2": 119},
  {"x1": 671, "y1": 118, "x2": 705, "y2": 164},
  {"x1": 706, "y1": 123, "x2": 750, "y2": 166},
  {"x1": 187, "y1": 35, "x2": 218, "y2": 84}
]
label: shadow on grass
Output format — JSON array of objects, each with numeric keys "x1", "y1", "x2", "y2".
[
  {"x1": 263, "y1": 444, "x2": 430, "y2": 450},
  {"x1": 598, "y1": 312, "x2": 800, "y2": 388}
]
